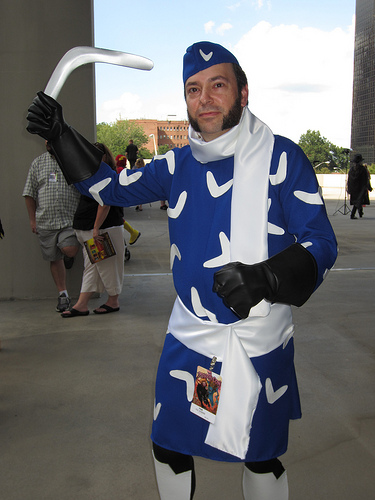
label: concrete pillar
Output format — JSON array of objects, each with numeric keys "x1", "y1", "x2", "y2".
[{"x1": 0, "y1": 0, "x2": 96, "y2": 299}]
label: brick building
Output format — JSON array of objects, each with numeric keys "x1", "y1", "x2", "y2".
[{"x1": 128, "y1": 118, "x2": 190, "y2": 154}]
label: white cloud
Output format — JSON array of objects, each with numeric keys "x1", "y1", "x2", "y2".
[
  {"x1": 96, "y1": 90, "x2": 187, "y2": 123},
  {"x1": 205, "y1": 21, "x2": 233, "y2": 36},
  {"x1": 227, "y1": 2, "x2": 241, "y2": 11},
  {"x1": 217, "y1": 22, "x2": 233, "y2": 35},
  {"x1": 253, "y1": 0, "x2": 271, "y2": 9},
  {"x1": 204, "y1": 21, "x2": 215, "y2": 33},
  {"x1": 96, "y1": 92, "x2": 144, "y2": 123},
  {"x1": 234, "y1": 19, "x2": 355, "y2": 146}
]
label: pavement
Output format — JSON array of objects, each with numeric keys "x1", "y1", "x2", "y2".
[{"x1": 1, "y1": 199, "x2": 374, "y2": 500}]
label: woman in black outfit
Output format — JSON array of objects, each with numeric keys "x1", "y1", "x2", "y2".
[
  {"x1": 62, "y1": 143, "x2": 125, "y2": 317},
  {"x1": 347, "y1": 153, "x2": 372, "y2": 219}
]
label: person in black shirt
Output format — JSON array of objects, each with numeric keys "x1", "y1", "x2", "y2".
[
  {"x1": 126, "y1": 139, "x2": 139, "y2": 169},
  {"x1": 62, "y1": 143, "x2": 125, "y2": 317}
]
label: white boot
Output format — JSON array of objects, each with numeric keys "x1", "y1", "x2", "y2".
[
  {"x1": 242, "y1": 466, "x2": 289, "y2": 500},
  {"x1": 153, "y1": 452, "x2": 193, "y2": 500}
]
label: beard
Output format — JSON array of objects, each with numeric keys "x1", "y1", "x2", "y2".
[{"x1": 188, "y1": 94, "x2": 243, "y2": 135}]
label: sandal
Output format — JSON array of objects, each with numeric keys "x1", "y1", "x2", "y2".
[
  {"x1": 93, "y1": 304, "x2": 120, "y2": 314},
  {"x1": 61, "y1": 308, "x2": 89, "y2": 318}
]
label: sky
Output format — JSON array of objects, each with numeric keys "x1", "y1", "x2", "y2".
[{"x1": 93, "y1": 0, "x2": 356, "y2": 148}]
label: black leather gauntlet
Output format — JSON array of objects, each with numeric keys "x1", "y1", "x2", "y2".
[
  {"x1": 27, "y1": 91, "x2": 102, "y2": 184},
  {"x1": 48, "y1": 126, "x2": 103, "y2": 184},
  {"x1": 213, "y1": 243, "x2": 318, "y2": 319}
]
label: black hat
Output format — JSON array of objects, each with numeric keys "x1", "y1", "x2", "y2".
[{"x1": 353, "y1": 153, "x2": 363, "y2": 163}]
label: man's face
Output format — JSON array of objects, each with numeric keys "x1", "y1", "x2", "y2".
[{"x1": 185, "y1": 63, "x2": 248, "y2": 142}]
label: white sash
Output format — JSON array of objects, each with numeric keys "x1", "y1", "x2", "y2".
[
  {"x1": 189, "y1": 107, "x2": 275, "y2": 318},
  {"x1": 168, "y1": 297, "x2": 293, "y2": 459},
  {"x1": 183, "y1": 105, "x2": 286, "y2": 457}
]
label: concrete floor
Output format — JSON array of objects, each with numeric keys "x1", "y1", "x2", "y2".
[{"x1": 1, "y1": 199, "x2": 374, "y2": 499}]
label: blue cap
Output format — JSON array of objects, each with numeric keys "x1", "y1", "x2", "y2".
[{"x1": 183, "y1": 41, "x2": 239, "y2": 84}]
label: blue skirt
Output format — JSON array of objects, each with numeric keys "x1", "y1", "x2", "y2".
[{"x1": 151, "y1": 333, "x2": 301, "y2": 462}]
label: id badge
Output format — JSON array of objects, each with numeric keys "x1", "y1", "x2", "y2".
[
  {"x1": 190, "y1": 364, "x2": 222, "y2": 424},
  {"x1": 49, "y1": 172, "x2": 57, "y2": 183}
]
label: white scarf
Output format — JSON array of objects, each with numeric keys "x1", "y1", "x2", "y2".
[
  {"x1": 189, "y1": 106, "x2": 275, "y2": 317},
  {"x1": 174, "y1": 107, "x2": 282, "y2": 458}
]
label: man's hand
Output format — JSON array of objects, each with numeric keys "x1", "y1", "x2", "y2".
[
  {"x1": 30, "y1": 221, "x2": 38, "y2": 234},
  {"x1": 26, "y1": 92, "x2": 103, "y2": 184},
  {"x1": 213, "y1": 245, "x2": 318, "y2": 319},
  {"x1": 26, "y1": 91, "x2": 69, "y2": 141},
  {"x1": 213, "y1": 261, "x2": 277, "y2": 319},
  {"x1": 24, "y1": 197, "x2": 38, "y2": 234}
]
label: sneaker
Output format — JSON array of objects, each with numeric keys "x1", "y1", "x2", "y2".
[
  {"x1": 160, "y1": 204, "x2": 168, "y2": 210},
  {"x1": 125, "y1": 248, "x2": 131, "y2": 261},
  {"x1": 64, "y1": 256, "x2": 74, "y2": 269},
  {"x1": 56, "y1": 293, "x2": 71, "y2": 312}
]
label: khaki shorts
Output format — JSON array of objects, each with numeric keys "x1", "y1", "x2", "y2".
[{"x1": 37, "y1": 227, "x2": 79, "y2": 261}]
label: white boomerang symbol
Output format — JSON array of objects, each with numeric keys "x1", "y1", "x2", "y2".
[{"x1": 44, "y1": 46, "x2": 154, "y2": 99}]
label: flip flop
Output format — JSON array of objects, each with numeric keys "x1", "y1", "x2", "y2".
[
  {"x1": 61, "y1": 308, "x2": 89, "y2": 318},
  {"x1": 93, "y1": 304, "x2": 120, "y2": 314}
]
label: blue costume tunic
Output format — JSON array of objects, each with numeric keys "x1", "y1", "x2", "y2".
[{"x1": 76, "y1": 135, "x2": 337, "y2": 462}]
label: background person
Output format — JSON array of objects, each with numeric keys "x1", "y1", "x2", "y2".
[
  {"x1": 126, "y1": 139, "x2": 138, "y2": 169},
  {"x1": 62, "y1": 143, "x2": 125, "y2": 317},
  {"x1": 134, "y1": 157, "x2": 145, "y2": 211},
  {"x1": 23, "y1": 142, "x2": 80, "y2": 312},
  {"x1": 116, "y1": 153, "x2": 141, "y2": 244},
  {"x1": 347, "y1": 153, "x2": 371, "y2": 219},
  {"x1": 115, "y1": 154, "x2": 127, "y2": 173}
]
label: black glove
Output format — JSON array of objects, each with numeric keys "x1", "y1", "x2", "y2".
[
  {"x1": 26, "y1": 91, "x2": 69, "y2": 141},
  {"x1": 26, "y1": 92, "x2": 103, "y2": 184},
  {"x1": 213, "y1": 243, "x2": 318, "y2": 319},
  {"x1": 213, "y1": 261, "x2": 277, "y2": 319}
]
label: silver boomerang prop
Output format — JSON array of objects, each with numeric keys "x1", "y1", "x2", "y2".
[{"x1": 44, "y1": 46, "x2": 154, "y2": 99}]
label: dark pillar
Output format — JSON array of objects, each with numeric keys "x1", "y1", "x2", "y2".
[{"x1": 0, "y1": 0, "x2": 96, "y2": 299}]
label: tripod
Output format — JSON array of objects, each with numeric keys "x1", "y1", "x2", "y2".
[{"x1": 333, "y1": 149, "x2": 351, "y2": 215}]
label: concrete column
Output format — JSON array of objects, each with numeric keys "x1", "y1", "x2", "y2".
[{"x1": 0, "y1": 0, "x2": 96, "y2": 299}]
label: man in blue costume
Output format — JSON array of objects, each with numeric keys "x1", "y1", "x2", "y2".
[{"x1": 27, "y1": 41, "x2": 337, "y2": 499}]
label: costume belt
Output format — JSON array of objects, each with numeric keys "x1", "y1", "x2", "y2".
[{"x1": 167, "y1": 296, "x2": 294, "y2": 459}]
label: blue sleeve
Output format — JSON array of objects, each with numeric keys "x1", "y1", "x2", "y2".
[
  {"x1": 269, "y1": 136, "x2": 338, "y2": 289},
  {"x1": 74, "y1": 153, "x2": 174, "y2": 207}
]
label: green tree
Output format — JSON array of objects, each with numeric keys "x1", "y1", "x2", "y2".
[
  {"x1": 96, "y1": 120, "x2": 149, "y2": 159},
  {"x1": 298, "y1": 130, "x2": 349, "y2": 173},
  {"x1": 137, "y1": 143, "x2": 172, "y2": 159},
  {"x1": 158, "y1": 144, "x2": 172, "y2": 155},
  {"x1": 299, "y1": 130, "x2": 330, "y2": 165},
  {"x1": 328, "y1": 144, "x2": 350, "y2": 173},
  {"x1": 139, "y1": 147, "x2": 153, "y2": 159}
]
